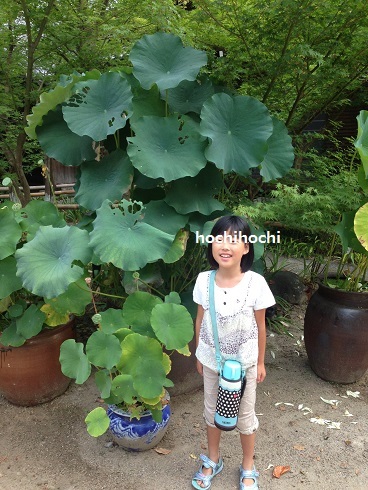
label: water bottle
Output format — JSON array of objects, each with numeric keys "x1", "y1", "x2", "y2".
[{"x1": 214, "y1": 360, "x2": 245, "y2": 431}]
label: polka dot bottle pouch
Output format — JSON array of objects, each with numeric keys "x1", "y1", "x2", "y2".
[
  {"x1": 209, "y1": 271, "x2": 246, "y2": 431},
  {"x1": 214, "y1": 360, "x2": 246, "y2": 431}
]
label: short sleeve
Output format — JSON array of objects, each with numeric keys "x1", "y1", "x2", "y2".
[
  {"x1": 193, "y1": 271, "x2": 209, "y2": 308},
  {"x1": 253, "y1": 274, "x2": 276, "y2": 310}
]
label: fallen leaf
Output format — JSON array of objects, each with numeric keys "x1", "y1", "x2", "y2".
[
  {"x1": 310, "y1": 417, "x2": 326, "y2": 426},
  {"x1": 320, "y1": 397, "x2": 339, "y2": 407},
  {"x1": 293, "y1": 445, "x2": 305, "y2": 451},
  {"x1": 326, "y1": 421, "x2": 341, "y2": 430},
  {"x1": 301, "y1": 407, "x2": 313, "y2": 415},
  {"x1": 154, "y1": 447, "x2": 171, "y2": 455},
  {"x1": 343, "y1": 409, "x2": 354, "y2": 417},
  {"x1": 272, "y1": 465, "x2": 291, "y2": 478},
  {"x1": 346, "y1": 391, "x2": 360, "y2": 398}
]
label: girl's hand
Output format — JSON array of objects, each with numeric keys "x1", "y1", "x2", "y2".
[
  {"x1": 197, "y1": 359, "x2": 204, "y2": 376},
  {"x1": 257, "y1": 362, "x2": 266, "y2": 383}
]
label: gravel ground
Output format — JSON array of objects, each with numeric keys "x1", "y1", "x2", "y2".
[{"x1": 0, "y1": 304, "x2": 367, "y2": 490}]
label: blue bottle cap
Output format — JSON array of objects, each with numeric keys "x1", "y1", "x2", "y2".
[{"x1": 222, "y1": 360, "x2": 242, "y2": 380}]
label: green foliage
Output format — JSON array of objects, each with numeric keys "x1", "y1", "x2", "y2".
[
  {"x1": 236, "y1": 171, "x2": 362, "y2": 235},
  {"x1": 186, "y1": 0, "x2": 368, "y2": 133},
  {"x1": 1, "y1": 32, "x2": 295, "y2": 438}
]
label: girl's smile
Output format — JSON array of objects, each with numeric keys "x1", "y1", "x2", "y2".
[{"x1": 212, "y1": 231, "x2": 249, "y2": 269}]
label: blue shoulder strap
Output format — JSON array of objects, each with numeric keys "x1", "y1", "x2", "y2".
[{"x1": 209, "y1": 270, "x2": 223, "y2": 374}]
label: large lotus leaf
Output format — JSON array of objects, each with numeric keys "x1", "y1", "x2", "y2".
[
  {"x1": 354, "y1": 203, "x2": 368, "y2": 252},
  {"x1": 130, "y1": 85, "x2": 166, "y2": 124},
  {"x1": 127, "y1": 115, "x2": 207, "y2": 182},
  {"x1": 111, "y1": 374, "x2": 137, "y2": 404},
  {"x1": 0, "y1": 323, "x2": 26, "y2": 347},
  {"x1": 129, "y1": 32, "x2": 207, "y2": 91},
  {"x1": 165, "y1": 164, "x2": 225, "y2": 215},
  {"x1": 15, "y1": 226, "x2": 92, "y2": 297},
  {"x1": 163, "y1": 229, "x2": 189, "y2": 264},
  {"x1": 20, "y1": 200, "x2": 66, "y2": 241},
  {"x1": 260, "y1": 117, "x2": 294, "y2": 181},
  {"x1": 40, "y1": 303, "x2": 69, "y2": 327},
  {"x1": 354, "y1": 110, "x2": 368, "y2": 178},
  {"x1": 74, "y1": 150, "x2": 133, "y2": 211},
  {"x1": 200, "y1": 93, "x2": 273, "y2": 175},
  {"x1": 95, "y1": 370, "x2": 112, "y2": 399},
  {"x1": 85, "y1": 407, "x2": 110, "y2": 437},
  {"x1": 0, "y1": 206, "x2": 22, "y2": 260},
  {"x1": 150, "y1": 303, "x2": 194, "y2": 350},
  {"x1": 59, "y1": 339, "x2": 92, "y2": 384},
  {"x1": 86, "y1": 330, "x2": 122, "y2": 369},
  {"x1": 164, "y1": 292, "x2": 181, "y2": 305},
  {"x1": 334, "y1": 211, "x2": 368, "y2": 255},
  {"x1": 165, "y1": 77, "x2": 214, "y2": 114},
  {"x1": 0, "y1": 256, "x2": 22, "y2": 299},
  {"x1": 123, "y1": 291, "x2": 162, "y2": 329},
  {"x1": 89, "y1": 200, "x2": 176, "y2": 271},
  {"x1": 63, "y1": 72, "x2": 133, "y2": 141},
  {"x1": 119, "y1": 333, "x2": 166, "y2": 399},
  {"x1": 99, "y1": 308, "x2": 129, "y2": 334},
  {"x1": 16, "y1": 304, "x2": 46, "y2": 341},
  {"x1": 143, "y1": 200, "x2": 188, "y2": 235},
  {"x1": 42, "y1": 278, "x2": 92, "y2": 326},
  {"x1": 26, "y1": 70, "x2": 101, "y2": 139},
  {"x1": 36, "y1": 106, "x2": 95, "y2": 166}
]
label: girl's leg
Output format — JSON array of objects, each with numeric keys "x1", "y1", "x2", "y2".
[
  {"x1": 194, "y1": 425, "x2": 222, "y2": 487},
  {"x1": 207, "y1": 424, "x2": 222, "y2": 463},
  {"x1": 237, "y1": 365, "x2": 259, "y2": 487},
  {"x1": 194, "y1": 366, "x2": 223, "y2": 487},
  {"x1": 240, "y1": 432, "x2": 256, "y2": 486}
]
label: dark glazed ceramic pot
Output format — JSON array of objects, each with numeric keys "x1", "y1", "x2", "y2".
[
  {"x1": 304, "y1": 283, "x2": 368, "y2": 383},
  {"x1": 0, "y1": 318, "x2": 75, "y2": 406}
]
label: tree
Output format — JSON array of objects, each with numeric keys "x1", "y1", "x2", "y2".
[
  {"x1": 184, "y1": 0, "x2": 368, "y2": 134},
  {"x1": 0, "y1": 0, "x2": 182, "y2": 205}
]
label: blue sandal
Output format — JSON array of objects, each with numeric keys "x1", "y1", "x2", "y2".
[
  {"x1": 192, "y1": 454, "x2": 224, "y2": 489},
  {"x1": 239, "y1": 465, "x2": 259, "y2": 489}
]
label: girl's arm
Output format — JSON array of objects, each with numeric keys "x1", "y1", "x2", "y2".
[
  {"x1": 195, "y1": 304, "x2": 204, "y2": 376},
  {"x1": 254, "y1": 308, "x2": 267, "y2": 383}
]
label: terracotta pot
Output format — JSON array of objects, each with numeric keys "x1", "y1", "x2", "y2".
[
  {"x1": 0, "y1": 318, "x2": 75, "y2": 406},
  {"x1": 304, "y1": 283, "x2": 368, "y2": 383}
]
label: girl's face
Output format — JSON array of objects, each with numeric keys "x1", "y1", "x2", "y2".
[{"x1": 212, "y1": 229, "x2": 249, "y2": 270}]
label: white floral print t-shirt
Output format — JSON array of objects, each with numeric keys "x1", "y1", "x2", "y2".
[{"x1": 193, "y1": 270, "x2": 275, "y2": 372}]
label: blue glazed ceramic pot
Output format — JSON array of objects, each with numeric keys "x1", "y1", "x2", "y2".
[{"x1": 107, "y1": 403, "x2": 171, "y2": 451}]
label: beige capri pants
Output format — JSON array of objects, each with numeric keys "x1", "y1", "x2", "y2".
[{"x1": 202, "y1": 364, "x2": 259, "y2": 435}]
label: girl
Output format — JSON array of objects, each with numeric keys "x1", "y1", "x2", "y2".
[{"x1": 191, "y1": 215, "x2": 275, "y2": 490}]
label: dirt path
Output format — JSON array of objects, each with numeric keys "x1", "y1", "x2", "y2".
[{"x1": 1, "y1": 305, "x2": 367, "y2": 490}]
